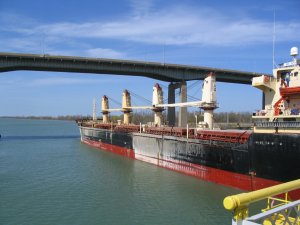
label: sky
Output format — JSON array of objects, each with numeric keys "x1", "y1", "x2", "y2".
[{"x1": 0, "y1": 0, "x2": 299, "y2": 117}]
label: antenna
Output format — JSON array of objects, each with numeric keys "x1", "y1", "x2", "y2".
[{"x1": 272, "y1": 10, "x2": 276, "y2": 69}]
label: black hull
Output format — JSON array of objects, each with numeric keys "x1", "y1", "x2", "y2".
[
  {"x1": 79, "y1": 126, "x2": 300, "y2": 185},
  {"x1": 249, "y1": 133, "x2": 300, "y2": 182}
]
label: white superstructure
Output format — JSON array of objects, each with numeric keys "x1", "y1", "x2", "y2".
[{"x1": 252, "y1": 47, "x2": 300, "y2": 133}]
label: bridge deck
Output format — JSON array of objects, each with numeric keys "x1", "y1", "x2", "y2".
[{"x1": 0, "y1": 52, "x2": 270, "y2": 84}]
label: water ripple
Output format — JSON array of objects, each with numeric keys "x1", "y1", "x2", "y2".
[{"x1": 0, "y1": 135, "x2": 80, "y2": 140}]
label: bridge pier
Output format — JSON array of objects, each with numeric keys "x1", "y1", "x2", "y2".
[
  {"x1": 179, "y1": 81, "x2": 187, "y2": 127},
  {"x1": 167, "y1": 83, "x2": 177, "y2": 126},
  {"x1": 262, "y1": 92, "x2": 265, "y2": 110},
  {"x1": 167, "y1": 81, "x2": 187, "y2": 127}
]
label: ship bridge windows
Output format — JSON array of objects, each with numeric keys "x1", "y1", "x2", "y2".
[{"x1": 280, "y1": 71, "x2": 291, "y2": 77}]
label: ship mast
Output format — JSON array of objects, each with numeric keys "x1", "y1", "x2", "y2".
[
  {"x1": 122, "y1": 90, "x2": 132, "y2": 124},
  {"x1": 101, "y1": 95, "x2": 110, "y2": 123},
  {"x1": 152, "y1": 83, "x2": 164, "y2": 126},
  {"x1": 200, "y1": 73, "x2": 218, "y2": 129}
]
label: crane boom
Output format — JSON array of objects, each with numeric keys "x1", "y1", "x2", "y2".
[
  {"x1": 106, "y1": 101, "x2": 205, "y2": 112},
  {"x1": 156, "y1": 101, "x2": 204, "y2": 108},
  {"x1": 125, "y1": 106, "x2": 154, "y2": 109}
]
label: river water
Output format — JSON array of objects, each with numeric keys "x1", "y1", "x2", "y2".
[{"x1": 0, "y1": 118, "x2": 242, "y2": 225}]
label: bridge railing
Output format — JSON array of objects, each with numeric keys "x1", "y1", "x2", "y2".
[{"x1": 223, "y1": 179, "x2": 300, "y2": 225}]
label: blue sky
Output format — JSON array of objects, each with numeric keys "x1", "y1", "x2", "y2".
[{"x1": 0, "y1": 0, "x2": 299, "y2": 116}]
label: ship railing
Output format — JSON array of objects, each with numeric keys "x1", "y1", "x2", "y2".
[
  {"x1": 223, "y1": 179, "x2": 300, "y2": 225},
  {"x1": 255, "y1": 121, "x2": 300, "y2": 128},
  {"x1": 243, "y1": 200, "x2": 300, "y2": 225},
  {"x1": 261, "y1": 192, "x2": 291, "y2": 213}
]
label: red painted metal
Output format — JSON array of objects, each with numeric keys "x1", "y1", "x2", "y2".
[
  {"x1": 81, "y1": 123, "x2": 139, "y2": 132},
  {"x1": 81, "y1": 138, "x2": 300, "y2": 199},
  {"x1": 89, "y1": 123, "x2": 253, "y2": 144},
  {"x1": 80, "y1": 123, "x2": 252, "y2": 145},
  {"x1": 280, "y1": 86, "x2": 300, "y2": 97},
  {"x1": 114, "y1": 125, "x2": 140, "y2": 133},
  {"x1": 94, "y1": 123, "x2": 115, "y2": 129},
  {"x1": 274, "y1": 86, "x2": 300, "y2": 115},
  {"x1": 274, "y1": 97, "x2": 284, "y2": 116},
  {"x1": 83, "y1": 139, "x2": 135, "y2": 158},
  {"x1": 145, "y1": 127, "x2": 194, "y2": 137},
  {"x1": 196, "y1": 130, "x2": 252, "y2": 144}
]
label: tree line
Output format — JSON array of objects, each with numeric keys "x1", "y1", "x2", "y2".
[
  {"x1": 111, "y1": 111, "x2": 253, "y2": 125},
  {"x1": 2, "y1": 111, "x2": 253, "y2": 125}
]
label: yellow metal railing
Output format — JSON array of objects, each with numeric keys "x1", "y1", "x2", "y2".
[
  {"x1": 262, "y1": 193, "x2": 290, "y2": 212},
  {"x1": 223, "y1": 179, "x2": 300, "y2": 223}
]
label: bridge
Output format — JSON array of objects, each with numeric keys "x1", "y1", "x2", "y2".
[
  {"x1": 0, "y1": 52, "x2": 270, "y2": 126},
  {"x1": 0, "y1": 52, "x2": 269, "y2": 84}
]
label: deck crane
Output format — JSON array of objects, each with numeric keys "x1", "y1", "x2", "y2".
[{"x1": 102, "y1": 73, "x2": 218, "y2": 129}]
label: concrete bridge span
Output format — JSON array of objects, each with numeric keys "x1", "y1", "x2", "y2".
[{"x1": 0, "y1": 52, "x2": 269, "y2": 84}]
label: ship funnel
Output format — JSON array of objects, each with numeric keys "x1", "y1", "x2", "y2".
[
  {"x1": 152, "y1": 83, "x2": 164, "y2": 126},
  {"x1": 101, "y1": 95, "x2": 110, "y2": 123},
  {"x1": 122, "y1": 89, "x2": 132, "y2": 124}
]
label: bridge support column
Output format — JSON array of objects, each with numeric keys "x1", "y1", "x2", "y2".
[
  {"x1": 179, "y1": 81, "x2": 187, "y2": 127},
  {"x1": 167, "y1": 81, "x2": 187, "y2": 127},
  {"x1": 262, "y1": 92, "x2": 265, "y2": 110},
  {"x1": 167, "y1": 83, "x2": 177, "y2": 126}
]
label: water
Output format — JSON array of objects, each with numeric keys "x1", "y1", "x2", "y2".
[{"x1": 0, "y1": 118, "x2": 241, "y2": 225}]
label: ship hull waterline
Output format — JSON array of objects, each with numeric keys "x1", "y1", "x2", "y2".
[
  {"x1": 80, "y1": 127, "x2": 300, "y2": 199},
  {"x1": 81, "y1": 137, "x2": 278, "y2": 191}
]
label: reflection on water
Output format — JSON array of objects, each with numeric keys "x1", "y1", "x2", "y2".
[{"x1": 2, "y1": 135, "x2": 80, "y2": 140}]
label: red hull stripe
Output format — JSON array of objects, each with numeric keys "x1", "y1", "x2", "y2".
[
  {"x1": 82, "y1": 139, "x2": 299, "y2": 198},
  {"x1": 83, "y1": 139, "x2": 135, "y2": 159}
]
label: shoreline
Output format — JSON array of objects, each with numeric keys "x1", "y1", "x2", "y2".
[{"x1": 0, "y1": 116, "x2": 85, "y2": 121}]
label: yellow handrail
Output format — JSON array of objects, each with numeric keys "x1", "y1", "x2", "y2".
[
  {"x1": 223, "y1": 179, "x2": 300, "y2": 221},
  {"x1": 224, "y1": 179, "x2": 300, "y2": 211}
]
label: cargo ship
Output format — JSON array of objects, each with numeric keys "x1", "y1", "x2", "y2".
[{"x1": 78, "y1": 47, "x2": 300, "y2": 196}]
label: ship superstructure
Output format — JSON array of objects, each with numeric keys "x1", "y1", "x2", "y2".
[{"x1": 252, "y1": 47, "x2": 300, "y2": 134}]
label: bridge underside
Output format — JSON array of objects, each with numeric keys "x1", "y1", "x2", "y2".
[{"x1": 0, "y1": 52, "x2": 269, "y2": 84}]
